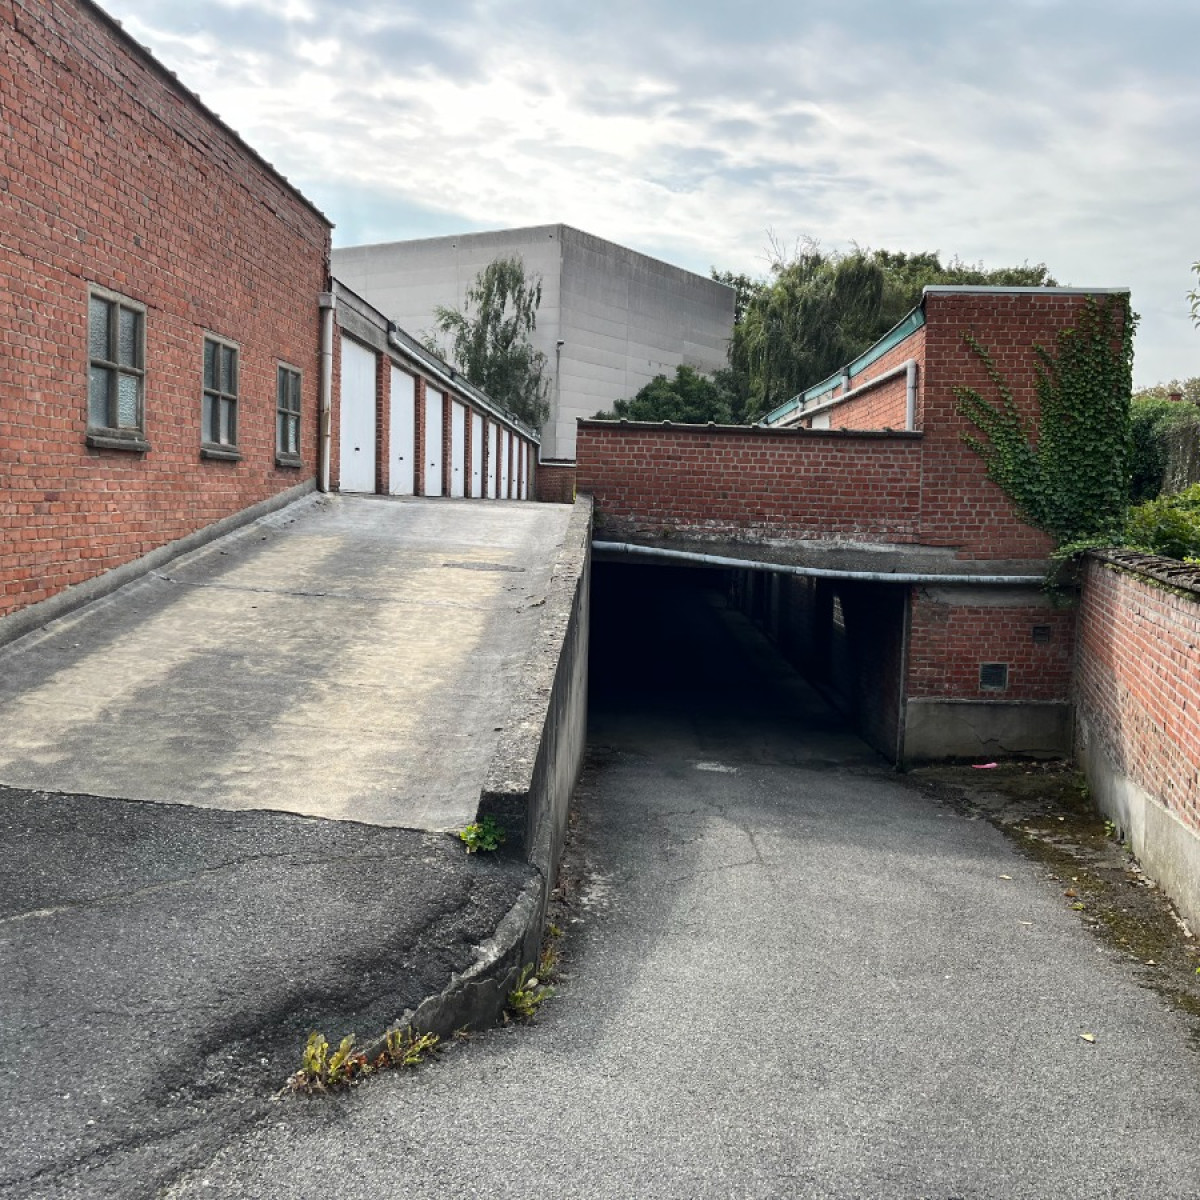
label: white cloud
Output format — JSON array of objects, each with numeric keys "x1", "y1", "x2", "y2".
[{"x1": 103, "y1": 0, "x2": 1200, "y2": 385}]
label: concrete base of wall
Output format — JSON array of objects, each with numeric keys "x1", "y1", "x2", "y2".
[
  {"x1": 903, "y1": 698, "x2": 1072, "y2": 761},
  {"x1": 1077, "y1": 713, "x2": 1200, "y2": 935},
  {"x1": 479, "y1": 496, "x2": 592, "y2": 963},
  {"x1": 0, "y1": 480, "x2": 316, "y2": 650}
]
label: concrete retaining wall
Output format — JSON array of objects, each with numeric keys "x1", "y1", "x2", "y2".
[{"x1": 479, "y1": 496, "x2": 592, "y2": 960}]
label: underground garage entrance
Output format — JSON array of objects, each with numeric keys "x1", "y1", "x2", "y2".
[{"x1": 587, "y1": 558, "x2": 907, "y2": 765}]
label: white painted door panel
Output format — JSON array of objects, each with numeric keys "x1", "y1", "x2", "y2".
[
  {"x1": 471, "y1": 413, "x2": 483, "y2": 496},
  {"x1": 389, "y1": 366, "x2": 415, "y2": 496},
  {"x1": 500, "y1": 430, "x2": 511, "y2": 498},
  {"x1": 450, "y1": 401, "x2": 466, "y2": 498},
  {"x1": 487, "y1": 423, "x2": 498, "y2": 498},
  {"x1": 424, "y1": 387, "x2": 443, "y2": 497},
  {"x1": 338, "y1": 337, "x2": 376, "y2": 493}
]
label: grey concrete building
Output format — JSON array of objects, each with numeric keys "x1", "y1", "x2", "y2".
[{"x1": 333, "y1": 224, "x2": 735, "y2": 460}]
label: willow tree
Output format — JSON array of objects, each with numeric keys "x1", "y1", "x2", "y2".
[
  {"x1": 429, "y1": 256, "x2": 550, "y2": 428},
  {"x1": 721, "y1": 243, "x2": 1057, "y2": 421}
]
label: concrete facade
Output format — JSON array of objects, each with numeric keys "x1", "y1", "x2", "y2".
[{"x1": 333, "y1": 225, "x2": 735, "y2": 460}]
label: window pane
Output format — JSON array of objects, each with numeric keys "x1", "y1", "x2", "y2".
[
  {"x1": 118, "y1": 307, "x2": 139, "y2": 368},
  {"x1": 89, "y1": 366, "x2": 110, "y2": 426},
  {"x1": 289, "y1": 372, "x2": 301, "y2": 413},
  {"x1": 276, "y1": 411, "x2": 285, "y2": 451},
  {"x1": 219, "y1": 397, "x2": 234, "y2": 444},
  {"x1": 277, "y1": 369, "x2": 286, "y2": 409},
  {"x1": 203, "y1": 394, "x2": 216, "y2": 442},
  {"x1": 288, "y1": 414, "x2": 299, "y2": 454},
  {"x1": 222, "y1": 347, "x2": 237, "y2": 394},
  {"x1": 204, "y1": 341, "x2": 217, "y2": 391},
  {"x1": 117, "y1": 373, "x2": 139, "y2": 428},
  {"x1": 89, "y1": 297, "x2": 110, "y2": 362}
]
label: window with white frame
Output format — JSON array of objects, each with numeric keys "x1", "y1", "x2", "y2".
[
  {"x1": 201, "y1": 335, "x2": 240, "y2": 459},
  {"x1": 87, "y1": 288, "x2": 146, "y2": 449}
]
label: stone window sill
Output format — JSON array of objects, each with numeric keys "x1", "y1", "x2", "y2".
[
  {"x1": 200, "y1": 443, "x2": 242, "y2": 463},
  {"x1": 274, "y1": 453, "x2": 303, "y2": 470},
  {"x1": 87, "y1": 431, "x2": 150, "y2": 453}
]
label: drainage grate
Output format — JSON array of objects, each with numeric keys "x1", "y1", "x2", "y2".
[{"x1": 441, "y1": 561, "x2": 527, "y2": 573}]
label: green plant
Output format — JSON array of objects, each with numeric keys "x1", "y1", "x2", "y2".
[
  {"x1": 506, "y1": 963, "x2": 555, "y2": 1022},
  {"x1": 1129, "y1": 395, "x2": 1200, "y2": 502},
  {"x1": 955, "y1": 294, "x2": 1136, "y2": 549},
  {"x1": 292, "y1": 1032, "x2": 370, "y2": 1093},
  {"x1": 458, "y1": 814, "x2": 506, "y2": 854},
  {"x1": 378, "y1": 1027, "x2": 440, "y2": 1070},
  {"x1": 1123, "y1": 484, "x2": 1200, "y2": 560},
  {"x1": 290, "y1": 1026, "x2": 439, "y2": 1094}
]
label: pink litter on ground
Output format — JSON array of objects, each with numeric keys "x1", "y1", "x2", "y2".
[{"x1": 972, "y1": 762, "x2": 999, "y2": 769}]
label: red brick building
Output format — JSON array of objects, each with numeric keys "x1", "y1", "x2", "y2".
[
  {"x1": 1, "y1": 0, "x2": 332, "y2": 642},
  {"x1": 577, "y1": 287, "x2": 1130, "y2": 763}
]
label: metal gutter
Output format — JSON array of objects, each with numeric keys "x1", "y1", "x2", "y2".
[{"x1": 593, "y1": 541, "x2": 1044, "y2": 585}]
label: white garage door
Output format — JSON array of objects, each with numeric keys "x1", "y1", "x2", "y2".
[
  {"x1": 389, "y1": 366, "x2": 415, "y2": 496},
  {"x1": 425, "y1": 387, "x2": 444, "y2": 497},
  {"x1": 339, "y1": 337, "x2": 376, "y2": 493}
]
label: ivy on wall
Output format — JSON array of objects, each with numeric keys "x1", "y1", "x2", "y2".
[{"x1": 954, "y1": 295, "x2": 1136, "y2": 547}]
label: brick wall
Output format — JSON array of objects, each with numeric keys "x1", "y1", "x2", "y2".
[
  {"x1": 536, "y1": 461, "x2": 577, "y2": 504},
  {"x1": 1075, "y1": 555, "x2": 1200, "y2": 836},
  {"x1": 576, "y1": 422, "x2": 924, "y2": 544},
  {"x1": 918, "y1": 291, "x2": 1115, "y2": 561},
  {"x1": 907, "y1": 590, "x2": 1075, "y2": 702},
  {"x1": 0, "y1": 0, "x2": 331, "y2": 620},
  {"x1": 805, "y1": 332, "x2": 923, "y2": 431}
]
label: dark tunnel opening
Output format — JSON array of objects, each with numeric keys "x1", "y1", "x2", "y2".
[{"x1": 587, "y1": 558, "x2": 907, "y2": 763}]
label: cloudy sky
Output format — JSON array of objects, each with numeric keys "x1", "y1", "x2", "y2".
[{"x1": 103, "y1": 0, "x2": 1199, "y2": 387}]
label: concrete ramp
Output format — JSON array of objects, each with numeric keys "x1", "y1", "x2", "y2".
[{"x1": 0, "y1": 494, "x2": 574, "y2": 830}]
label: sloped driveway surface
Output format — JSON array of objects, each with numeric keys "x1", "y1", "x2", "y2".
[
  {"x1": 159, "y1": 568, "x2": 1200, "y2": 1200},
  {"x1": 0, "y1": 495, "x2": 572, "y2": 1198}
]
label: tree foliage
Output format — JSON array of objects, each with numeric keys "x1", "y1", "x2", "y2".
[
  {"x1": 428, "y1": 256, "x2": 550, "y2": 428},
  {"x1": 955, "y1": 294, "x2": 1136, "y2": 547},
  {"x1": 718, "y1": 241, "x2": 1057, "y2": 421},
  {"x1": 594, "y1": 365, "x2": 733, "y2": 424},
  {"x1": 1129, "y1": 388, "x2": 1200, "y2": 503}
]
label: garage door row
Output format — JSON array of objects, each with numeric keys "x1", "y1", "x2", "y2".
[{"x1": 337, "y1": 332, "x2": 538, "y2": 500}]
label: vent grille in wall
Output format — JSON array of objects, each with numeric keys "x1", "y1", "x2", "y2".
[{"x1": 979, "y1": 663, "x2": 1009, "y2": 691}]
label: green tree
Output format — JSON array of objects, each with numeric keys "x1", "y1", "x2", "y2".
[
  {"x1": 721, "y1": 242, "x2": 1057, "y2": 421},
  {"x1": 428, "y1": 256, "x2": 550, "y2": 428},
  {"x1": 594, "y1": 365, "x2": 733, "y2": 424},
  {"x1": 1129, "y1": 380, "x2": 1200, "y2": 502}
]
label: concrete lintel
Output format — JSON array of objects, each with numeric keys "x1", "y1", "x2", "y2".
[{"x1": 594, "y1": 538, "x2": 1047, "y2": 585}]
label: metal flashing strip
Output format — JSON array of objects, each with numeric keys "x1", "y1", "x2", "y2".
[
  {"x1": 921, "y1": 285, "x2": 1130, "y2": 296},
  {"x1": 593, "y1": 541, "x2": 1044, "y2": 585},
  {"x1": 762, "y1": 305, "x2": 926, "y2": 425}
]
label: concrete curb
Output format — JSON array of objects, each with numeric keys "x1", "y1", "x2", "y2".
[
  {"x1": 0, "y1": 480, "x2": 317, "y2": 650},
  {"x1": 359, "y1": 875, "x2": 544, "y2": 1060}
]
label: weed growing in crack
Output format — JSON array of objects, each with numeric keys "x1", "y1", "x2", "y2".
[
  {"x1": 289, "y1": 1026, "x2": 440, "y2": 1094},
  {"x1": 506, "y1": 963, "x2": 555, "y2": 1022},
  {"x1": 458, "y1": 815, "x2": 506, "y2": 854}
]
